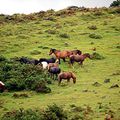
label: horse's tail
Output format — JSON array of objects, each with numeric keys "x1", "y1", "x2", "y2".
[{"x1": 71, "y1": 72, "x2": 76, "y2": 84}]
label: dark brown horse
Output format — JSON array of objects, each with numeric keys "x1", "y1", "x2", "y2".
[
  {"x1": 49, "y1": 48, "x2": 82, "y2": 64},
  {"x1": 58, "y1": 72, "x2": 76, "y2": 85},
  {"x1": 69, "y1": 53, "x2": 92, "y2": 66}
]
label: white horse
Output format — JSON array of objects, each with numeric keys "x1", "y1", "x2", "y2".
[
  {"x1": 40, "y1": 61, "x2": 48, "y2": 69},
  {"x1": 0, "y1": 81, "x2": 5, "y2": 86}
]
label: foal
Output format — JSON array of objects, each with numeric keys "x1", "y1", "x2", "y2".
[{"x1": 58, "y1": 72, "x2": 76, "y2": 85}]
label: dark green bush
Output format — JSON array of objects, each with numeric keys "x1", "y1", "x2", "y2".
[
  {"x1": 91, "y1": 52, "x2": 105, "y2": 60},
  {"x1": 43, "y1": 104, "x2": 68, "y2": 120},
  {"x1": 0, "y1": 57, "x2": 51, "y2": 92},
  {"x1": 88, "y1": 25, "x2": 97, "y2": 30},
  {"x1": 2, "y1": 104, "x2": 67, "y2": 120},
  {"x1": 0, "y1": 55, "x2": 6, "y2": 62},
  {"x1": 2, "y1": 108, "x2": 42, "y2": 120},
  {"x1": 110, "y1": 0, "x2": 120, "y2": 7},
  {"x1": 89, "y1": 33, "x2": 102, "y2": 39}
]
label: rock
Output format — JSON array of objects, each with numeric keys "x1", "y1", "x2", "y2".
[
  {"x1": 104, "y1": 78, "x2": 110, "y2": 83},
  {"x1": 110, "y1": 84, "x2": 119, "y2": 89}
]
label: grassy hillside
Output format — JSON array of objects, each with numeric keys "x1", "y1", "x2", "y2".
[{"x1": 0, "y1": 7, "x2": 120, "y2": 119}]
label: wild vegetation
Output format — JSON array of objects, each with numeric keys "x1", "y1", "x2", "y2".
[{"x1": 0, "y1": 6, "x2": 120, "y2": 120}]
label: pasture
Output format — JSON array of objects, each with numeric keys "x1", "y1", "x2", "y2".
[{"x1": 0, "y1": 7, "x2": 120, "y2": 119}]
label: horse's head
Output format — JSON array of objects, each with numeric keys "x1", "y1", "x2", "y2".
[
  {"x1": 77, "y1": 50, "x2": 82, "y2": 55},
  {"x1": 71, "y1": 72, "x2": 76, "y2": 84},
  {"x1": 83, "y1": 53, "x2": 92, "y2": 59},
  {"x1": 49, "y1": 48, "x2": 56, "y2": 55}
]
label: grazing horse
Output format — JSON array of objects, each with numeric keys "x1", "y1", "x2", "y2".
[
  {"x1": 48, "y1": 67, "x2": 61, "y2": 80},
  {"x1": 39, "y1": 57, "x2": 56, "y2": 64},
  {"x1": 19, "y1": 57, "x2": 39, "y2": 65},
  {"x1": 0, "y1": 81, "x2": 5, "y2": 92},
  {"x1": 69, "y1": 53, "x2": 92, "y2": 66},
  {"x1": 58, "y1": 72, "x2": 76, "y2": 85}
]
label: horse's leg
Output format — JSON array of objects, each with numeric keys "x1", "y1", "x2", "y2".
[
  {"x1": 58, "y1": 79, "x2": 62, "y2": 86},
  {"x1": 67, "y1": 79, "x2": 70, "y2": 84},
  {"x1": 59, "y1": 58, "x2": 61, "y2": 64},
  {"x1": 55, "y1": 74, "x2": 58, "y2": 80}
]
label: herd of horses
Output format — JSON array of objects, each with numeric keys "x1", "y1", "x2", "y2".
[
  {"x1": 18, "y1": 48, "x2": 92, "y2": 85},
  {"x1": 0, "y1": 48, "x2": 92, "y2": 92}
]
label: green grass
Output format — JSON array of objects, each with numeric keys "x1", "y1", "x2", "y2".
[{"x1": 0, "y1": 8, "x2": 120, "y2": 119}]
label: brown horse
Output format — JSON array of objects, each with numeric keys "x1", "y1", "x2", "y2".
[
  {"x1": 69, "y1": 53, "x2": 92, "y2": 66},
  {"x1": 49, "y1": 48, "x2": 82, "y2": 64},
  {"x1": 58, "y1": 72, "x2": 76, "y2": 85}
]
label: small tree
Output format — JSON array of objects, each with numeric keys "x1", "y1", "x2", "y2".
[{"x1": 110, "y1": 0, "x2": 120, "y2": 7}]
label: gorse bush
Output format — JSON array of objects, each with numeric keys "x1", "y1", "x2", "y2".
[
  {"x1": 0, "y1": 56, "x2": 51, "y2": 92},
  {"x1": 43, "y1": 104, "x2": 68, "y2": 120},
  {"x1": 2, "y1": 104, "x2": 67, "y2": 120},
  {"x1": 91, "y1": 52, "x2": 105, "y2": 60}
]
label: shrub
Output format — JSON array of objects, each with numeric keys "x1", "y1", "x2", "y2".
[
  {"x1": 13, "y1": 93, "x2": 29, "y2": 98},
  {"x1": 0, "y1": 55, "x2": 6, "y2": 62},
  {"x1": 30, "y1": 50, "x2": 41, "y2": 55},
  {"x1": 88, "y1": 25, "x2": 97, "y2": 30},
  {"x1": 89, "y1": 33, "x2": 102, "y2": 39},
  {"x1": 35, "y1": 81, "x2": 51, "y2": 93},
  {"x1": 2, "y1": 108, "x2": 42, "y2": 120},
  {"x1": 0, "y1": 57, "x2": 52, "y2": 92},
  {"x1": 59, "y1": 33, "x2": 70, "y2": 38},
  {"x1": 2, "y1": 104, "x2": 67, "y2": 120},
  {"x1": 91, "y1": 52, "x2": 105, "y2": 60},
  {"x1": 110, "y1": 0, "x2": 120, "y2": 7},
  {"x1": 43, "y1": 104, "x2": 68, "y2": 120}
]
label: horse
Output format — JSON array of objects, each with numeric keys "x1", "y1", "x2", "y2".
[
  {"x1": 18, "y1": 57, "x2": 39, "y2": 65},
  {"x1": 70, "y1": 50, "x2": 82, "y2": 55},
  {"x1": 39, "y1": 61, "x2": 48, "y2": 70},
  {"x1": 39, "y1": 57, "x2": 56, "y2": 64},
  {"x1": 48, "y1": 67, "x2": 61, "y2": 80},
  {"x1": 47, "y1": 59, "x2": 59, "y2": 70},
  {"x1": 69, "y1": 53, "x2": 92, "y2": 66},
  {"x1": 0, "y1": 81, "x2": 5, "y2": 93},
  {"x1": 49, "y1": 48, "x2": 81, "y2": 64},
  {"x1": 58, "y1": 72, "x2": 76, "y2": 85}
]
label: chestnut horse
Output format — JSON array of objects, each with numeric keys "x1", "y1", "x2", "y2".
[
  {"x1": 49, "y1": 48, "x2": 82, "y2": 64},
  {"x1": 69, "y1": 53, "x2": 92, "y2": 66},
  {"x1": 58, "y1": 72, "x2": 76, "y2": 85}
]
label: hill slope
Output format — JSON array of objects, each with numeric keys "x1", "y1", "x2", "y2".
[{"x1": 0, "y1": 7, "x2": 120, "y2": 119}]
